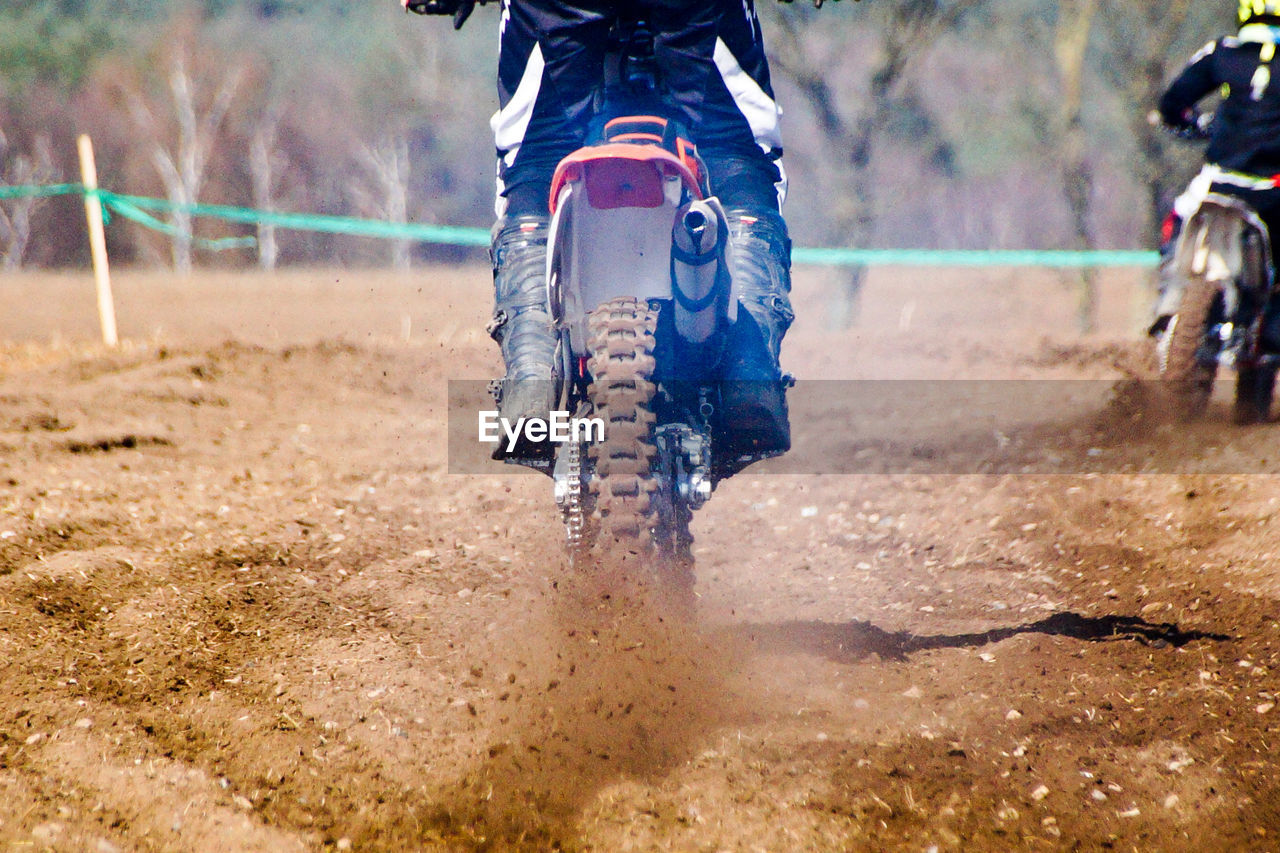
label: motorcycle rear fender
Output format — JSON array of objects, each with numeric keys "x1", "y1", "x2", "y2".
[
  {"x1": 1177, "y1": 193, "x2": 1273, "y2": 289},
  {"x1": 547, "y1": 146, "x2": 704, "y2": 357},
  {"x1": 548, "y1": 142, "x2": 701, "y2": 213}
]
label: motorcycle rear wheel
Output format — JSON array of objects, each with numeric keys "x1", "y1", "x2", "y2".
[
  {"x1": 586, "y1": 296, "x2": 661, "y2": 560},
  {"x1": 1157, "y1": 277, "x2": 1221, "y2": 419},
  {"x1": 582, "y1": 297, "x2": 699, "y2": 617}
]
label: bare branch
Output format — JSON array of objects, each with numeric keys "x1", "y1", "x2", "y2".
[
  {"x1": 355, "y1": 134, "x2": 412, "y2": 270},
  {"x1": 123, "y1": 47, "x2": 244, "y2": 274},
  {"x1": 0, "y1": 132, "x2": 60, "y2": 270},
  {"x1": 250, "y1": 108, "x2": 285, "y2": 271}
]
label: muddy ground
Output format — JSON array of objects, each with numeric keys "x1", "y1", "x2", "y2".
[{"x1": 3, "y1": 265, "x2": 1280, "y2": 851}]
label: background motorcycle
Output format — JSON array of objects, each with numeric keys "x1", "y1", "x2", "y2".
[{"x1": 1151, "y1": 114, "x2": 1279, "y2": 423}]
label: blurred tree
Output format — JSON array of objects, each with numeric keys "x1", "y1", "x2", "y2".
[
  {"x1": 767, "y1": 0, "x2": 987, "y2": 328},
  {"x1": 374, "y1": 5, "x2": 497, "y2": 256},
  {"x1": 0, "y1": 131, "x2": 60, "y2": 271},
  {"x1": 112, "y1": 16, "x2": 245, "y2": 274},
  {"x1": 0, "y1": 1, "x2": 115, "y2": 91},
  {"x1": 1095, "y1": 1, "x2": 1232, "y2": 239},
  {"x1": 0, "y1": 0, "x2": 1236, "y2": 274},
  {"x1": 1054, "y1": 0, "x2": 1100, "y2": 332},
  {"x1": 354, "y1": 134, "x2": 413, "y2": 270},
  {"x1": 248, "y1": 106, "x2": 283, "y2": 270}
]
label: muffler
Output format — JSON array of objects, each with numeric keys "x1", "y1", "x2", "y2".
[{"x1": 672, "y1": 198, "x2": 736, "y2": 343}]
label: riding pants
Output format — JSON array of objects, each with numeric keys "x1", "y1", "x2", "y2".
[{"x1": 490, "y1": 0, "x2": 787, "y2": 218}]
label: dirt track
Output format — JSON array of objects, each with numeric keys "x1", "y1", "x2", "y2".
[{"x1": 4, "y1": 266, "x2": 1280, "y2": 851}]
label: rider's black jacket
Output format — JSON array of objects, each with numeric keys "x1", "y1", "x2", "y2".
[{"x1": 1160, "y1": 33, "x2": 1280, "y2": 177}]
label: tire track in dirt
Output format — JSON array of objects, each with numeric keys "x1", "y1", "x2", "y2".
[
  {"x1": 0, "y1": 340, "x2": 495, "y2": 850},
  {"x1": 5, "y1": 270, "x2": 1280, "y2": 849}
]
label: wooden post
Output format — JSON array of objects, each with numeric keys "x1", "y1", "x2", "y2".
[{"x1": 77, "y1": 134, "x2": 118, "y2": 348}]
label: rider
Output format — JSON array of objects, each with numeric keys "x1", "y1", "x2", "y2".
[
  {"x1": 1154, "y1": 0, "x2": 1280, "y2": 335},
  {"x1": 406, "y1": 0, "x2": 842, "y2": 457}
]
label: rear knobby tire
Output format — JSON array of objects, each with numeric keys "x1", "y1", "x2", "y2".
[
  {"x1": 1157, "y1": 278, "x2": 1220, "y2": 419},
  {"x1": 586, "y1": 297, "x2": 659, "y2": 561}
]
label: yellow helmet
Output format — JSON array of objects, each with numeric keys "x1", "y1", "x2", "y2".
[{"x1": 1240, "y1": 0, "x2": 1280, "y2": 24}]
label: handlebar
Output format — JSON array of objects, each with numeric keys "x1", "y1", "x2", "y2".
[
  {"x1": 1148, "y1": 108, "x2": 1213, "y2": 142},
  {"x1": 402, "y1": 0, "x2": 486, "y2": 30}
]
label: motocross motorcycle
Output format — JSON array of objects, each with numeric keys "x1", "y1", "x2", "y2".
[
  {"x1": 519, "y1": 18, "x2": 788, "y2": 585},
  {"x1": 1152, "y1": 122, "x2": 1280, "y2": 423}
]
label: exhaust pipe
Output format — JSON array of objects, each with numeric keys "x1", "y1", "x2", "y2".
[{"x1": 672, "y1": 199, "x2": 734, "y2": 343}]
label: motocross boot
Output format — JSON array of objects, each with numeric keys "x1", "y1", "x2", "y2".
[
  {"x1": 1262, "y1": 291, "x2": 1280, "y2": 351},
  {"x1": 488, "y1": 215, "x2": 557, "y2": 459},
  {"x1": 720, "y1": 208, "x2": 794, "y2": 455}
]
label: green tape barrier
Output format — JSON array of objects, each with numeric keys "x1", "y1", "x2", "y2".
[
  {"x1": 0, "y1": 182, "x2": 86, "y2": 200},
  {"x1": 96, "y1": 189, "x2": 492, "y2": 248},
  {"x1": 1, "y1": 182, "x2": 1159, "y2": 267},
  {"x1": 102, "y1": 193, "x2": 258, "y2": 251},
  {"x1": 792, "y1": 247, "x2": 1158, "y2": 268}
]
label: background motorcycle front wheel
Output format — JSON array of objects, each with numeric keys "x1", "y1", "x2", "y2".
[{"x1": 1156, "y1": 277, "x2": 1221, "y2": 419}]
